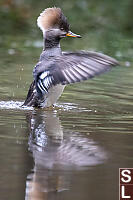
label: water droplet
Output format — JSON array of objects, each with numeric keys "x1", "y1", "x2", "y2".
[
  {"x1": 8, "y1": 49, "x2": 15, "y2": 55},
  {"x1": 125, "y1": 61, "x2": 131, "y2": 67}
]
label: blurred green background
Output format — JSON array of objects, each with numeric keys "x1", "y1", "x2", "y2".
[{"x1": 0, "y1": 0, "x2": 132, "y2": 54}]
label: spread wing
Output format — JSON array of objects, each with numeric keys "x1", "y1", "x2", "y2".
[{"x1": 34, "y1": 51, "x2": 119, "y2": 97}]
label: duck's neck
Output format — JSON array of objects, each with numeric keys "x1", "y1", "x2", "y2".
[{"x1": 43, "y1": 37, "x2": 62, "y2": 57}]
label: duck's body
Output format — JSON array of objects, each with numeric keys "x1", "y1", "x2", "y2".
[{"x1": 23, "y1": 7, "x2": 119, "y2": 108}]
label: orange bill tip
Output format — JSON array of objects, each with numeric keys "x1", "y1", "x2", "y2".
[{"x1": 66, "y1": 31, "x2": 81, "y2": 38}]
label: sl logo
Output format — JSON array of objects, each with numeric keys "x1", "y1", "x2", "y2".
[{"x1": 119, "y1": 168, "x2": 133, "y2": 200}]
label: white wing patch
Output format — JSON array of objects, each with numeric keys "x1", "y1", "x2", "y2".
[
  {"x1": 40, "y1": 71, "x2": 49, "y2": 79},
  {"x1": 43, "y1": 76, "x2": 52, "y2": 88},
  {"x1": 37, "y1": 71, "x2": 53, "y2": 94}
]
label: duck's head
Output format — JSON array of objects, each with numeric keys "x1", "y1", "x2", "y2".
[{"x1": 37, "y1": 7, "x2": 81, "y2": 40}]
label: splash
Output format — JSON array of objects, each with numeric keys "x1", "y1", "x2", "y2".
[
  {"x1": 0, "y1": 101, "x2": 93, "y2": 112},
  {"x1": 0, "y1": 101, "x2": 33, "y2": 110}
]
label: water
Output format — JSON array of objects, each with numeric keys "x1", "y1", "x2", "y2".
[
  {"x1": 0, "y1": 6, "x2": 133, "y2": 200},
  {"x1": 0, "y1": 64, "x2": 133, "y2": 199}
]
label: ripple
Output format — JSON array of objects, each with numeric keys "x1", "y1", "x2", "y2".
[{"x1": 56, "y1": 102, "x2": 93, "y2": 112}]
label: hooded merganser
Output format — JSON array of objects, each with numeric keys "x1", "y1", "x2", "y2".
[{"x1": 23, "y1": 7, "x2": 119, "y2": 108}]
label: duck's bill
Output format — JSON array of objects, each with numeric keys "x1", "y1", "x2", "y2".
[{"x1": 66, "y1": 31, "x2": 81, "y2": 38}]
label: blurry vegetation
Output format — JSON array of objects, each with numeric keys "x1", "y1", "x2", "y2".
[
  {"x1": 0, "y1": 0, "x2": 132, "y2": 34},
  {"x1": 0, "y1": 0, "x2": 30, "y2": 33},
  {"x1": 0, "y1": 0, "x2": 133, "y2": 61}
]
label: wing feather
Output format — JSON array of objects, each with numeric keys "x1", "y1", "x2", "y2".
[{"x1": 34, "y1": 51, "x2": 119, "y2": 97}]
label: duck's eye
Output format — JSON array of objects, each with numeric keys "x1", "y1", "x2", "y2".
[{"x1": 60, "y1": 27, "x2": 64, "y2": 31}]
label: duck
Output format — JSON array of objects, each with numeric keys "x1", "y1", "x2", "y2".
[{"x1": 23, "y1": 7, "x2": 119, "y2": 108}]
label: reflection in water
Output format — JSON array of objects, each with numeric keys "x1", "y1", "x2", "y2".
[{"x1": 25, "y1": 110, "x2": 107, "y2": 199}]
